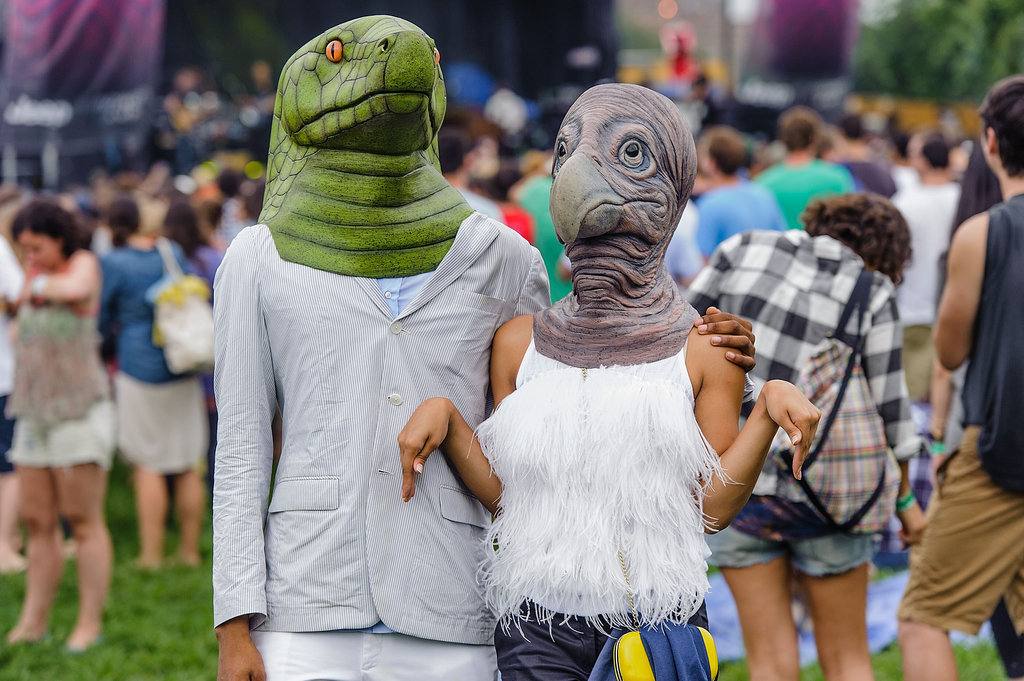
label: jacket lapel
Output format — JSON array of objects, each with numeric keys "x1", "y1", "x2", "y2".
[
  {"x1": 398, "y1": 213, "x2": 499, "y2": 320},
  {"x1": 354, "y1": 277, "x2": 394, "y2": 319}
]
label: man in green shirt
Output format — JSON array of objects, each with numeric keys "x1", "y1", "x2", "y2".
[
  {"x1": 516, "y1": 172, "x2": 573, "y2": 302},
  {"x1": 756, "y1": 106, "x2": 855, "y2": 230}
]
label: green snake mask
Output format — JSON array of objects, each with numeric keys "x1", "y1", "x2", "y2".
[{"x1": 260, "y1": 15, "x2": 473, "y2": 277}]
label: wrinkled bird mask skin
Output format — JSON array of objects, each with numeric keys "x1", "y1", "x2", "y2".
[
  {"x1": 549, "y1": 83, "x2": 697, "y2": 250},
  {"x1": 532, "y1": 83, "x2": 701, "y2": 368}
]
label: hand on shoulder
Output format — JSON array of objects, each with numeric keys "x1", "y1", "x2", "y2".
[{"x1": 686, "y1": 325, "x2": 745, "y2": 399}]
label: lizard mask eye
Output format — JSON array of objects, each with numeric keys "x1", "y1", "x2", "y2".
[{"x1": 326, "y1": 40, "x2": 343, "y2": 63}]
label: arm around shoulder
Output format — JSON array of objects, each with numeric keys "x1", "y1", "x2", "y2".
[{"x1": 690, "y1": 330, "x2": 819, "y2": 531}]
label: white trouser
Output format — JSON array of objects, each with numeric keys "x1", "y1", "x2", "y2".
[{"x1": 251, "y1": 630, "x2": 498, "y2": 681}]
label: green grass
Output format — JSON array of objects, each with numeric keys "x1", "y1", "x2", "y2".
[
  {"x1": 0, "y1": 462, "x2": 1007, "y2": 680},
  {"x1": 0, "y1": 461, "x2": 217, "y2": 680},
  {"x1": 717, "y1": 642, "x2": 1004, "y2": 680}
]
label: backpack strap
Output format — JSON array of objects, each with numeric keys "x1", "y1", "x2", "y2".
[
  {"x1": 778, "y1": 269, "x2": 880, "y2": 532},
  {"x1": 785, "y1": 269, "x2": 874, "y2": 472},
  {"x1": 155, "y1": 237, "x2": 185, "y2": 280},
  {"x1": 833, "y1": 269, "x2": 874, "y2": 350},
  {"x1": 798, "y1": 463, "x2": 889, "y2": 533}
]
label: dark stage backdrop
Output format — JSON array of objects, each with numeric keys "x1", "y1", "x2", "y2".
[
  {"x1": 731, "y1": 0, "x2": 861, "y2": 135},
  {"x1": 164, "y1": 0, "x2": 617, "y2": 104},
  {"x1": 0, "y1": 0, "x2": 165, "y2": 186}
]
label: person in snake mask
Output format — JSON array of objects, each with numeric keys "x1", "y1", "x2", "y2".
[
  {"x1": 399, "y1": 83, "x2": 819, "y2": 680},
  {"x1": 212, "y1": 17, "x2": 759, "y2": 681}
]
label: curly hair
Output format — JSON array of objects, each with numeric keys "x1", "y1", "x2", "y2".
[
  {"x1": 802, "y1": 193, "x2": 912, "y2": 285},
  {"x1": 11, "y1": 197, "x2": 85, "y2": 257}
]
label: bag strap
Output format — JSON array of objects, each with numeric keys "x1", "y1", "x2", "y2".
[
  {"x1": 796, "y1": 462, "x2": 888, "y2": 533},
  {"x1": 155, "y1": 237, "x2": 184, "y2": 280},
  {"x1": 787, "y1": 269, "x2": 874, "y2": 471},
  {"x1": 779, "y1": 269, "x2": 882, "y2": 533},
  {"x1": 833, "y1": 269, "x2": 874, "y2": 350}
]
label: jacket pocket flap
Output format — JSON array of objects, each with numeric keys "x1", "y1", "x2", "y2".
[
  {"x1": 439, "y1": 485, "x2": 490, "y2": 528},
  {"x1": 269, "y1": 477, "x2": 340, "y2": 513}
]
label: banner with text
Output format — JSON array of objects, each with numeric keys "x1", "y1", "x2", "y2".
[{"x1": 0, "y1": 0, "x2": 165, "y2": 185}]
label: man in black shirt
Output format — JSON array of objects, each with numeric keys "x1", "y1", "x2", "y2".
[{"x1": 899, "y1": 75, "x2": 1024, "y2": 681}]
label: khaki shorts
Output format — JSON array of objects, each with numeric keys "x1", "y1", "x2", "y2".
[
  {"x1": 902, "y1": 325, "x2": 934, "y2": 402},
  {"x1": 899, "y1": 426, "x2": 1024, "y2": 635}
]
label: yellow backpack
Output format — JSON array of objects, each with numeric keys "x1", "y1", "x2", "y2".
[{"x1": 611, "y1": 626, "x2": 718, "y2": 681}]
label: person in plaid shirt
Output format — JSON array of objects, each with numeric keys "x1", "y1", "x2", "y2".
[{"x1": 688, "y1": 193, "x2": 927, "y2": 681}]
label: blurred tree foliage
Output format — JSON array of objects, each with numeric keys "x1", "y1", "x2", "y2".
[{"x1": 854, "y1": 0, "x2": 1024, "y2": 100}]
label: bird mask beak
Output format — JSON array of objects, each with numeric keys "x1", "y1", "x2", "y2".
[{"x1": 550, "y1": 153, "x2": 624, "y2": 244}]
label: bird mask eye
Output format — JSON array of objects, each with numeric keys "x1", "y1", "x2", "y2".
[{"x1": 619, "y1": 140, "x2": 645, "y2": 168}]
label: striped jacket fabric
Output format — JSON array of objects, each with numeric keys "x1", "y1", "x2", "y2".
[{"x1": 211, "y1": 214, "x2": 550, "y2": 644}]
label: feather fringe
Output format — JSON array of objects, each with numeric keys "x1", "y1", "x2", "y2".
[{"x1": 477, "y1": 361, "x2": 724, "y2": 630}]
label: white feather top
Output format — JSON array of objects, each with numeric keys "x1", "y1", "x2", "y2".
[{"x1": 476, "y1": 338, "x2": 723, "y2": 629}]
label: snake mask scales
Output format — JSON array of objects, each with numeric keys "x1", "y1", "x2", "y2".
[{"x1": 260, "y1": 15, "x2": 472, "y2": 277}]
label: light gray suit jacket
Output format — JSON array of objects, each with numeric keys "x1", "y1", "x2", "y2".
[{"x1": 212, "y1": 214, "x2": 550, "y2": 645}]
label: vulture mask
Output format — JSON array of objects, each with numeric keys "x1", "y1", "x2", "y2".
[{"x1": 533, "y1": 83, "x2": 701, "y2": 368}]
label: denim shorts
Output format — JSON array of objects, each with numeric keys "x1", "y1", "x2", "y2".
[{"x1": 706, "y1": 523, "x2": 874, "y2": 576}]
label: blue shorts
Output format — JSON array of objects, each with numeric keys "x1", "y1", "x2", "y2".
[
  {"x1": 0, "y1": 395, "x2": 13, "y2": 475},
  {"x1": 706, "y1": 523, "x2": 874, "y2": 576}
]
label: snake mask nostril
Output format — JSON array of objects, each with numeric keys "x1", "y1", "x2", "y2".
[{"x1": 280, "y1": 18, "x2": 445, "y2": 152}]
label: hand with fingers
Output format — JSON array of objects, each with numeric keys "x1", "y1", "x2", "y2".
[
  {"x1": 397, "y1": 397, "x2": 453, "y2": 502},
  {"x1": 762, "y1": 380, "x2": 821, "y2": 480},
  {"x1": 694, "y1": 306, "x2": 756, "y2": 371},
  {"x1": 898, "y1": 502, "x2": 927, "y2": 547},
  {"x1": 216, "y1": 617, "x2": 266, "y2": 681}
]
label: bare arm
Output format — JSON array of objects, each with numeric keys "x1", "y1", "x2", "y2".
[
  {"x1": 26, "y1": 251, "x2": 101, "y2": 306},
  {"x1": 398, "y1": 315, "x2": 533, "y2": 514},
  {"x1": 693, "y1": 306, "x2": 757, "y2": 372},
  {"x1": 928, "y1": 360, "x2": 954, "y2": 441},
  {"x1": 896, "y1": 459, "x2": 927, "y2": 546},
  {"x1": 935, "y1": 213, "x2": 987, "y2": 370},
  {"x1": 688, "y1": 330, "x2": 819, "y2": 532}
]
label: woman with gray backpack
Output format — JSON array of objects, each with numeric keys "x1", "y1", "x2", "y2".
[{"x1": 687, "y1": 193, "x2": 927, "y2": 681}]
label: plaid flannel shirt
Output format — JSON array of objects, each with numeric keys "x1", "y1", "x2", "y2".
[{"x1": 688, "y1": 229, "x2": 919, "y2": 462}]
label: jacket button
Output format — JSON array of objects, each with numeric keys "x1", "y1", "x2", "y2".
[
  {"x1": 387, "y1": 393, "x2": 404, "y2": 406},
  {"x1": 390, "y1": 321, "x2": 403, "y2": 334}
]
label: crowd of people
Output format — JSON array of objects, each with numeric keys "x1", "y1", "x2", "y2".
[
  {"x1": 0, "y1": 59, "x2": 1022, "y2": 681},
  {"x1": 0, "y1": 165, "x2": 263, "y2": 651}
]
